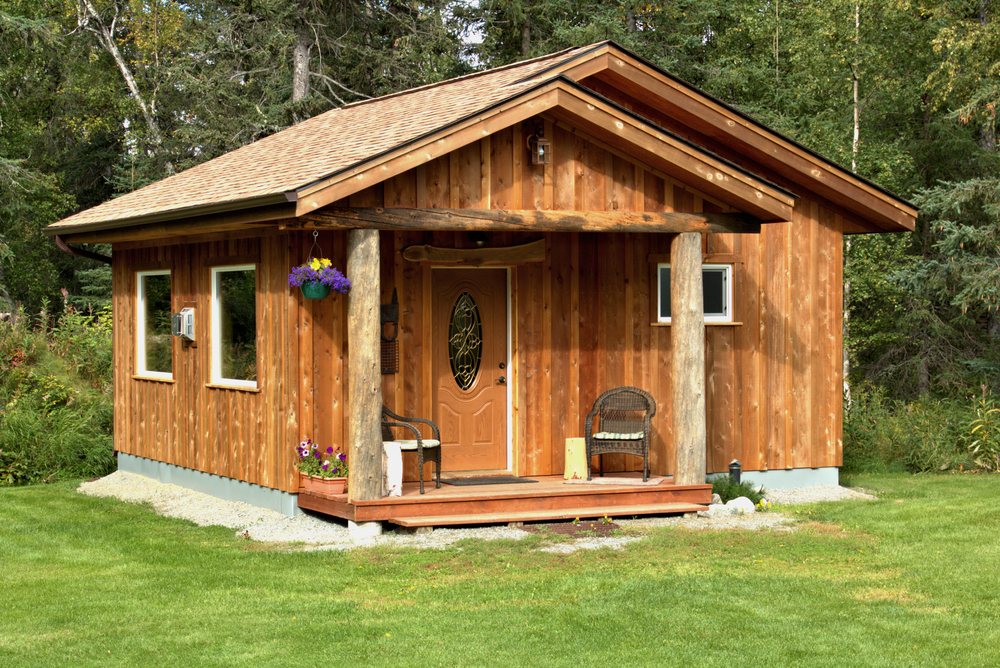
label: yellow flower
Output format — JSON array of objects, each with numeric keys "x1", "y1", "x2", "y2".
[{"x1": 309, "y1": 258, "x2": 321, "y2": 271}]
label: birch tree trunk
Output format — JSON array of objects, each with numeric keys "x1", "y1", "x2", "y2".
[{"x1": 76, "y1": 0, "x2": 174, "y2": 174}]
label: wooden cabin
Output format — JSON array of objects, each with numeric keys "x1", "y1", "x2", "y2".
[{"x1": 46, "y1": 42, "x2": 916, "y2": 528}]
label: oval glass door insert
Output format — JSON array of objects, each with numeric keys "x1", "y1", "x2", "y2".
[{"x1": 448, "y1": 291, "x2": 483, "y2": 390}]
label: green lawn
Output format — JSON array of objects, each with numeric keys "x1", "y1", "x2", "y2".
[{"x1": 2, "y1": 474, "x2": 999, "y2": 667}]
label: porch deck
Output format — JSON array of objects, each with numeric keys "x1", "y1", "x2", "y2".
[{"x1": 297, "y1": 473, "x2": 712, "y2": 528}]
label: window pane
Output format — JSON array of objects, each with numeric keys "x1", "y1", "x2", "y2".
[
  {"x1": 142, "y1": 274, "x2": 172, "y2": 374},
  {"x1": 217, "y1": 269, "x2": 256, "y2": 382},
  {"x1": 703, "y1": 269, "x2": 725, "y2": 316},
  {"x1": 659, "y1": 266, "x2": 671, "y2": 319}
]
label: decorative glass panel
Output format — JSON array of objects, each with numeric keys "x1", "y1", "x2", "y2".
[{"x1": 448, "y1": 292, "x2": 482, "y2": 391}]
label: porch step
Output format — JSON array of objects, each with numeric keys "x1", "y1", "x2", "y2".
[{"x1": 388, "y1": 502, "x2": 707, "y2": 528}]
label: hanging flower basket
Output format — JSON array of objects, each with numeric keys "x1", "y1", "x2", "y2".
[{"x1": 288, "y1": 232, "x2": 351, "y2": 299}]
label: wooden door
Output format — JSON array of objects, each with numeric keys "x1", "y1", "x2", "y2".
[{"x1": 432, "y1": 268, "x2": 508, "y2": 471}]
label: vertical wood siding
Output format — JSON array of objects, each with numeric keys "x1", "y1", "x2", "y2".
[{"x1": 114, "y1": 118, "x2": 844, "y2": 491}]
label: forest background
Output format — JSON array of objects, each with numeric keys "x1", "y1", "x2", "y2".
[{"x1": 1, "y1": 0, "x2": 999, "y2": 480}]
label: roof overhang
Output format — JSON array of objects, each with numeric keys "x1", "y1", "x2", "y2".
[{"x1": 532, "y1": 43, "x2": 916, "y2": 232}]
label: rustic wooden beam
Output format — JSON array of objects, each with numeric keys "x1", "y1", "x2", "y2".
[
  {"x1": 402, "y1": 239, "x2": 545, "y2": 266},
  {"x1": 290, "y1": 208, "x2": 764, "y2": 234},
  {"x1": 347, "y1": 229, "x2": 383, "y2": 502},
  {"x1": 671, "y1": 232, "x2": 706, "y2": 486}
]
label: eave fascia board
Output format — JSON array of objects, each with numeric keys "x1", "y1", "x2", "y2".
[
  {"x1": 50, "y1": 202, "x2": 297, "y2": 244},
  {"x1": 43, "y1": 194, "x2": 294, "y2": 238}
]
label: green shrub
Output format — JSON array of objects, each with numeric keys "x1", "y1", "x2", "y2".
[
  {"x1": 0, "y1": 306, "x2": 115, "y2": 486},
  {"x1": 711, "y1": 474, "x2": 766, "y2": 505},
  {"x1": 844, "y1": 383, "x2": 971, "y2": 474},
  {"x1": 0, "y1": 309, "x2": 40, "y2": 390},
  {"x1": 969, "y1": 388, "x2": 1000, "y2": 472},
  {"x1": 0, "y1": 391, "x2": 114, "y2": 484},
  {"x1": 51, "y1": 305, "x2": 113, "y2": 392}
]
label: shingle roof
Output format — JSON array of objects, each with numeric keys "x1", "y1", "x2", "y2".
[{"x1": 47, "y1": 44, "x2": 599, "y2": 232}]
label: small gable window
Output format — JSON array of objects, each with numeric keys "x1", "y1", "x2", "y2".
[
  {"x1": 136, "y1": 270, "x2": 173, "y2": 379},
  {"x1": 657, "y1": 263, "x2": 732, "y2": 323},
  {"x1": 211, "y1": 265, "x2": 257, "y2": 388}
]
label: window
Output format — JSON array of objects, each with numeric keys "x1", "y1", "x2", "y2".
[
  {"x1": 657, "y1": 263, "x2": 732, "y2": 323},
  {"x1": 211, "y1": 265, "x2": 257, "y2": 387},
  {"x1": 136, "y1": 270, "x2": 172, "y2": 378}
]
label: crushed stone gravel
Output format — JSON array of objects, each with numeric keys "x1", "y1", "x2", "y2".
[{"x1": 78, "y1": 472, "x2": 876, "y2": 553}]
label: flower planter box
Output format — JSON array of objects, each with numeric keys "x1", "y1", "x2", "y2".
[{"x1": 299, "y1": 473, "x2": 347, "y2": 495}]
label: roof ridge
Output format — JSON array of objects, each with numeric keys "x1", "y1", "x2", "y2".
[{"x1": 336, "y1": 42, "x2": 602, "y2": 113}]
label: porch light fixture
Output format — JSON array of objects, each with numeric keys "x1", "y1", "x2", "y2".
[
  {"x1": 468, "y1": 231, "x2": 488, "y2": 247},
  {"x1": 527, "y1": 133, "x2": 551, "y2": 165}
]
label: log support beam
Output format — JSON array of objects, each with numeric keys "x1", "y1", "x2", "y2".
[
  {"x1": 347, "y1": 228, "x2": 383, "y2": 502},
  {"x1": 291, "y1": 208, "x2": 764, "y2": 235},
  {"x1": 671, "y1": 232, "x2": 707, "y2": 485}
]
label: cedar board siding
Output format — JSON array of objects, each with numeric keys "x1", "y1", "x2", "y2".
[{"x1": 113, "y1": 121, "x2": 844, "y2": 492}]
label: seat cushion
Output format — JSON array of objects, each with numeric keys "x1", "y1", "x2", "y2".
[
  {"x1": 593, "y1": 431, "x2": 644, "y2": 440},
  {"x1": 394, "y1": 439, "x2": 441, "y2": 450}
]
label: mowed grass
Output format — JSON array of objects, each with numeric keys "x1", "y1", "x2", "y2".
[{"x1": 1, "y1": 474, "x2": 999, "y2": 667}]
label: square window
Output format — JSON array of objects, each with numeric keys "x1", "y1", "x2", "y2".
[
  {"x1": 657, "y1": 263, "x2": 732, "y2": 323},
  {"x1": 211, "y1": 265, "x2": 257, "y2": 387},
  {"x1": 136, "y1": 270, "x2": 172, "y2": 378}
]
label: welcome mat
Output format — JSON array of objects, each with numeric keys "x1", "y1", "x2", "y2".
[
  {"x1": 564, "y1": 476, "x2": 665, "y2": 487},
  {"x1": 440, "y1": 476, "x2": 539, "y2": 486}
]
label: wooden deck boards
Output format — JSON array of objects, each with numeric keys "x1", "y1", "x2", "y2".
[{"x1": 297, "y1": 474, "x2": 711, "y2": 526}]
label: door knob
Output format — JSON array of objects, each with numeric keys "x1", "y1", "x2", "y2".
[{"x1": 497, "y1": 376, "x2": 506, "y2": 385}]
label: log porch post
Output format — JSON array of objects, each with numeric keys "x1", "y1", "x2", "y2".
[
  {"x1": 670, "y1": 232, "x2": 707, "y2": 485},
  {"x1": 346, "y1": 229, "x2": 383, "y2": 501}
]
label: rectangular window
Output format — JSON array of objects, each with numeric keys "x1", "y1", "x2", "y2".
[
  {"x1": 136, "y1": 270, "x2": 172, "y2": 378},
  {"x1": 211, "y1": 265, "x2": 257, "y2": 388},
  {"x1": 657, "y1": 263, "x2": 732, "y2": 323}
]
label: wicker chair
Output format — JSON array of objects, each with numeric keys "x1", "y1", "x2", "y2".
[
  {"x1": 381, "y1": 406, "x2": 442, "y2": 494},
  {"x1": 584, "y1": 386, "x2": 657, "y2": 482}
]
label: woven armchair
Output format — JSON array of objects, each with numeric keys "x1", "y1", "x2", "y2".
[
  {"x1": 381, "y1": 406, "x2": 442, "y2": 494},
  {"x1": 584, "y1": 386, "x2": 656, "y2": 482}
]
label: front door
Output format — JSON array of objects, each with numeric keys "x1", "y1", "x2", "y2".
[{"x1": 432, "y1": 268, "x2": 508, "y2": 471}]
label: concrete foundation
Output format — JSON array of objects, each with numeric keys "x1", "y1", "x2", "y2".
[
  {"x1": 348, "y1": 520, "x2": 383, "y2": 539},
  {"x1": 706, "y1": 466, "x2": 839, "y2": 490},
  {"x1": 117, "y1": 453, "x2": 302, "y2": 516}
]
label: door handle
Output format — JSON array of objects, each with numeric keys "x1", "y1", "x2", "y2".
[{"x1": 497, "y1": 376, "x2": 506, "y2": 385}]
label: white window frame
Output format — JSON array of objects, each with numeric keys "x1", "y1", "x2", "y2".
[
  {"x1": 657, "y1": 263, "x2": 733, "y2": 323},
  {"x1": 211, "y1": 264, "x2": 257, "y2": 389},
  {"x1": 136, "y1": 269, "x2": 172, "y2": 379}
]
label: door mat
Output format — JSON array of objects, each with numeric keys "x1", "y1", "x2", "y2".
[
  {"x1": 440, "y1": 476, "x2": 539, "y2": 486},
  {"x1": 564, "y1": 476, "x2": 665, "y2": 487}
]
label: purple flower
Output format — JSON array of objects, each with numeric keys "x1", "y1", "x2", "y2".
[
  {"x1": 326, "y1": 447, "x2": 334, "y2": 454},
  {"x1": 314, "y1": 452, "x2": 321, "y2": 459},
  {"x1": 338, "y1": 453, "x2": 346, "y2": 462}
]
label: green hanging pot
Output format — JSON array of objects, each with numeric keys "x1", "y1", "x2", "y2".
[{"x1": 300, "y1": 281, "x2": 331, "y2": 299}]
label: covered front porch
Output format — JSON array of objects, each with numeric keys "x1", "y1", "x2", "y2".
[{"x1": 298, "y1": 472, "x2": 711, "y2": 529}]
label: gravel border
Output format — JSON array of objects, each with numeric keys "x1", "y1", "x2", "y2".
[{"x1": 78, "y1": 472, "x2": 875, "y2": 553}]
